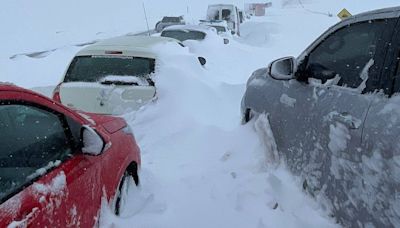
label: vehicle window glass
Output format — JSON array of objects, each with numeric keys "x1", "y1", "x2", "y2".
[
  {"x1": 162, "y1": 17, "x2": 180, "y2": 23},
  {"x1": 66, "y1": 116, "x2": 82, "y2": 149},
  {"x1": 161, "y1": 30, "x2": 206, "y2": 42},
  {"x1": 222, "y1": 9, "x2": 231, "y2": 20},
  {"x1": 0, "y1": 104, "x2": 72, "y2": 203},
  {"x1": 64, "y1": 56, "x2": 155, "y2": 82},
  {"x1": 304, "y1": 20, "x2": 385, "y2": 88}
]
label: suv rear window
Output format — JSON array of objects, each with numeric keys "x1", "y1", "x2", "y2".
[
  {"x1": 64, "y1": 56, "x2": 155, "y2": 82},
  {"x1": 162, "y1": 17, "x2": 181, "y2": 23},
  {"x1": 161, "y1": 30, "x2": 206, "y2": 42}
]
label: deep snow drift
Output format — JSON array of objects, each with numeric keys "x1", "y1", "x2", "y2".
[
  {"x1": 2, "y1": 0, "x2": 400, "y2": 227},
  {"x1": 99, "y1": 40, "x2": 337, "y2": 228}
]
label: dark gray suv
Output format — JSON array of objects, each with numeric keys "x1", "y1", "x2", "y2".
[{"x1": 241, "y1": 6, "x2": 400, "y2": 228}]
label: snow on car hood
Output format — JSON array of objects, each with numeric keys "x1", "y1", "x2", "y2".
[{"x1": 100, "y1": 75, "x2": 151, "y2": 86}]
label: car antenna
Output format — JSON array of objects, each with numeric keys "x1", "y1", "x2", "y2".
[{"x1": 142, "y1": 2, "x2": 151, "y2": 36}]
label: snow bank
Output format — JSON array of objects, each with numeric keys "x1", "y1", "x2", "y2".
[{"x1": 100, "y1": 33, "x2": 338, "y2": 227}]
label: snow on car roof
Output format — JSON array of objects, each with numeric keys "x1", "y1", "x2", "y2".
[
  {"x1": 91, "y1": 36, "x2": 178, "y2": 48},
  {"x1": 76, "y1": 36, "x2": 181, "y2": 58},
  {"x1": 0, "y1": 83, "x2": 48, "y2": 100},
  {"x1": 208, "y1": 4, "x2": 236, "y2": 8},
  {"x1": 163, "y1": 25, "x2": 217, "y2": 34},
  {"x1": 0, "y1": 82, "x2": 15, "y2": 86},
  {"x1": 199, "y1": 20, "x2": 228, "y2": 27},
  {"x1": 0, "y1": 82, "x2": 21, "y2": 92},
  {"x1": 356, "y1": 5, "x2": 400, "y2": 18}
]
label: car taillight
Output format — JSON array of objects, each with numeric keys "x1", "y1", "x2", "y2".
[{"x1": 52, "y1": 83, "x2": 62, "y2": 102}]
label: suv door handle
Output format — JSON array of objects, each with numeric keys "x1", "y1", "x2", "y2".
[{"x1": 331, "y1": 112, "x2": 361, "y2": 129}]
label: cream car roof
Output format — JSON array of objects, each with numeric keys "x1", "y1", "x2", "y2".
[{"x1": 76, "y1": 36, "x2": 180, "y2": 59}]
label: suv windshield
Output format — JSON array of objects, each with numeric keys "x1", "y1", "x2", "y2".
[
  {"x1": 161, "y1": 30, "x2": 206, "y2": 42},
  {"x1": 64, "y1": 56, "x2": 155, "y2": 82}
]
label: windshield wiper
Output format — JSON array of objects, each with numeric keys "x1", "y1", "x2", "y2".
[{"x1": 100, "y1": 80, "x2": 139, "y2": 86}]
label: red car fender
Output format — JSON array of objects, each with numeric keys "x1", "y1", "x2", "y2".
[{"x1": 102, "y1": 133, "x2": 140, "y2": 204}]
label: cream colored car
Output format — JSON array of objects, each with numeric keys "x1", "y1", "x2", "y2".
[{"x1": 53, "y1": 36, "x2": 189, "y2": 115}]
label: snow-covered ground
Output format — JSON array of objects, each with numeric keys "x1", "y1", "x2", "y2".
[{"x1": 1, "y1": 0, "x2": 400, "y2": 227}]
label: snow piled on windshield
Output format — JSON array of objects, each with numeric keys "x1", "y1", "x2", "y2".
[{"x1": 100, "y1": 75, "x2": 150, "y2": 86}]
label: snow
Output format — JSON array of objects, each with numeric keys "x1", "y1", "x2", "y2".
[
  {"x1": 2, "y1": 0, "x2": 400, "y2": 227},
  {"x1": 33, "y1": 171, "x2": 66, "y2": 195},
  {"x1": 27, "y1": 160, "x2": 62, "y2": 180},
  {"x1": 100, "y1": 75, "x2": 150, "y2": 86},
  {"x1": 254, "y1": 114, "x2": 280, "y2": 165},
  {"x1": 356, "y1": 58, "x2": 374, "y2": 93},
  {"x1": 280, "y1": 94, "x2": 296, "y2": 108},
  {"x1": 328, "y1": 122, "x2": 351, "y2": 155},
  {"x1": 7, "y1": 208, "x2": 39, "y2": 228},
  {"x1": 78, "y1": 112, "x2": 97, "y2": 125}
]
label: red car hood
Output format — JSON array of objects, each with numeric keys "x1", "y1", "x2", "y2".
[{"x1": 78, "y1": 112, "x2": 127, "y2": 134}]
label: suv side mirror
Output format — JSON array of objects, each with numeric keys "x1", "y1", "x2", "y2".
[
  {"x1": 224, "y1": 38, "x2": 230, "y2": 44},
  {"x1": 269, "y1": 56, "x2": 296, "y2": 80},
  {"x1": 81, "y1": 126, "x2": 105, "y2": 156}
]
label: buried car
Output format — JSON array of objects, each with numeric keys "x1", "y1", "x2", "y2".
[
  {"x1": 199, "y1": 20, "x2": 232, "y2": 38},
  {"x1": 0, "y1": 84, "x2": 141, "y2": 227},
  {"x1": 155, "y1": 16, "x2": 186, "y2": 33},
  {"x1": 161, "y1": 24, "x2": 230, "y2": 45},
  {"x1": 241, "y1": 6, "x2": 400, "y2": 228},
  {"x1": 53, "y1": 36, "x2": 206, "y2": 115}
]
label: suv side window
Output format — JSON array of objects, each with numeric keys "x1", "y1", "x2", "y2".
[
  {"x1": 302, "y1": 20, "x2": 386, "y2": 88},
  {"x1": 0, "y1": 104, "x2": 73, "y2": 203}
]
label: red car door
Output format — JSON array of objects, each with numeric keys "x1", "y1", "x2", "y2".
[{"x1": 0, "y1": 95, "x2": 103, "y2": 227}]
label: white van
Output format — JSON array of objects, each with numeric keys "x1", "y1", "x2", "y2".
[
  {"x1": 206, "y1": 4, "x2": 240, "y2": 36},
  {"x1": 52, "y1": 36, "x2": 187, "y2": 115}
]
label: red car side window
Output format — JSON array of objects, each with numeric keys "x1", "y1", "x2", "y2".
[{"x1": 0, "y1": 103, "x2": 73, "y2": 204}]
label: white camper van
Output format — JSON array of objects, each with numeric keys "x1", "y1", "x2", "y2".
[{"x1": 206, "y1": 4, "x2": 240, "y2": 36}]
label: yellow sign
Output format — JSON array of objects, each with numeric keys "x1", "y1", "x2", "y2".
[{"x1": 337, "y1": 8, "x2": 352, "y2": 20}]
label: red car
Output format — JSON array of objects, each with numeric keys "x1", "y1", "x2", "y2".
[{"x1": 0, "y1": 84, "x2": 141, "y2": 227}]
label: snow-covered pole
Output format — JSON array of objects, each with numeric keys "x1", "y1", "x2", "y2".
[{"x1": 142, "y1": 2, "x2": 151, "y2": 36}]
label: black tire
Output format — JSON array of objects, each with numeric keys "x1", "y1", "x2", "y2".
[
  {"x1": 243, "y1": 109, "x2": 254, "y2": 124},
  {"x1": 114, "y1": 164, "x2": 139, "y2": 216}
]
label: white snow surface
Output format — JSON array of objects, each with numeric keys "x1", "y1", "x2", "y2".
[
  {"x1": 2, "y1": 0, "x2": 400, "y2": 227},
  {"x1": 280, "y1": 94, "x2": 296, "y2": 108},
  {"x1": 32, "y1": 171, "x2": 67, "y2": 195}
]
